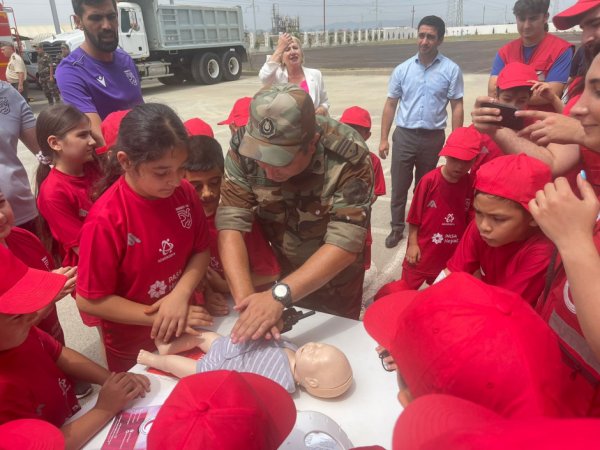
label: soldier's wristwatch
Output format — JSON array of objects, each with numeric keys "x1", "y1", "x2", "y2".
[{"x1": 272, "y1": 282, "x2": 292, "y2": 308}]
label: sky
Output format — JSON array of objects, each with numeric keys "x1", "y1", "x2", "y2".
[{"x1": 9, "y1": 0, "x2": 579, "y2": 32}]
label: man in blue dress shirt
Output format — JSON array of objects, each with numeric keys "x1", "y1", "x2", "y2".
[{"x1": 378, "y1": 16, "x2": 464, "y2": 248}]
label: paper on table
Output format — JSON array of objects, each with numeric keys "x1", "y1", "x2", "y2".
[{"x1": 101, "y1": 405, "x2": 161, "y2": 450}]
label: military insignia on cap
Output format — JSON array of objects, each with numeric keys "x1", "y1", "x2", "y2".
[{"x1": 258, "y1": 117, "x2": 276, "y2": 138}]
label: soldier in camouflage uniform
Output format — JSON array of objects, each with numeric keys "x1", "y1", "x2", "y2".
[
  {"x1": 36, "y1": 45, "x2": 61, "y2": 105},
  {"x1": 216, "y1": 84, "x2": 374, "y2": 341}
]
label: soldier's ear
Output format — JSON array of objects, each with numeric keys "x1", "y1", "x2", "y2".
[{"x1": 307, "y1": 132, "x2": 320, "y2": 155}]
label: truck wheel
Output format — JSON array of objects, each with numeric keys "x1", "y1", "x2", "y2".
[
  {"x1": 191, "y1": 52, "x2": 222, "y2": 84},
  {"x1": 221, "y1": 51, "x2": 242, "y2": 81}
]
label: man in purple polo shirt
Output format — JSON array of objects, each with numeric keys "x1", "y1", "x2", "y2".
[{"x1": 56, "y1": 0, "x2": 143, "y2": 145}]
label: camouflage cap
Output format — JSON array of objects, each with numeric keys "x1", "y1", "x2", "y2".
[{"x1": 239, "y1": 84, "x2": 316, "y2": 167}]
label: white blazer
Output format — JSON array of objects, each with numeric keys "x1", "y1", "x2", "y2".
[{"x1": 258, "y1": 60, "x2": 330, "y2": 111}]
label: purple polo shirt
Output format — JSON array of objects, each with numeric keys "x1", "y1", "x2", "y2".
[{"x1": 56, "y1": 47, "x2": 143, "y2": 120}]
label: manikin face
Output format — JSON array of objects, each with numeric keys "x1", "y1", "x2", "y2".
[
  {"x1": 282, "y1": 38, "x2": 303, "y2": 68},
  {"x1": 417, "y1": 25, "x2": 442, "y2": 60},
  {"x1": 571, "y1": 54, "x2": 600, "y2": 151},
  {"x1": 119, "y1": 146, "x2": 188, "y2": 200},
  {"x1": 49, "y1": 118, "x2": 96, "y2": 167},
  {"x1": 473, "y1": 193, "x2": 536, "y2": 247},
  {"x1": 185, "y1": 167, "x2": 223, "y2": 216},
  {"x1": 256, "y1": 135, "x2": 319, "y2": 183},
  {"x1": 516, "y1": 12, "x2": 548, "y2": 43},
  {"x1": 75, "y1": 0, "x2": 119, "y2": 53},
  {"x1": 294, "y1": 342, "x2": 352, "y2": 398},
  {"x1": 497, "y1": 87, "x2": 531, "y2": 111},
  {"x1": 0, "y1": 191, "x2": 15, "y2": 241}
]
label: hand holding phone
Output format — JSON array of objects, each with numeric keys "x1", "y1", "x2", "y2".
[{"x1": 480, "y1": 101, "x2": 524, "y2": 130}]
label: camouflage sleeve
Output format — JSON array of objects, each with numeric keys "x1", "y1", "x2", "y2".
[
  {"x1": 215, "y1": 150, "x2": 256, "y2": 233},
  {"x1": 325, "y1": 155, "x2": 374, "y2": 253}
]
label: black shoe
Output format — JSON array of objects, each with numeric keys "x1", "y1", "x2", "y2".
[
  {"x1": 385, "y1": 230, "x2": 404, "y2": 248},
  {"x1": 75, "y1": 381, "x2": 93, "y2": 399}
]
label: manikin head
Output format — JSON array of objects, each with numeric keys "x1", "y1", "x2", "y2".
[{"x1": 293, "y1": 342, "x2": 353, "y2": 398}]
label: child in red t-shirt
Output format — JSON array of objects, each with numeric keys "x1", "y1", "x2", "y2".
[
  {"x1": 471, "y1": 62, "x2": 538, "y2": 178},
  {"x1": 0, "y1": 245, "x2": 150, "y2": 448},
  {"x1": 76, "y1": 104, "x2": 213, "y2": 372},
  {"x1": 0, "y1": 189, "x2": 75, "y2": 344},
  {"x1": 339, "y1": 106, "x2": 386, "y2": 270},
  {"x1": 443, "y1": 154, "x2": 554, "y2": 305},
  {"x1": 183, "y1": 135, "x2": 280, "y2": 315},
  {"x1": 399, "y1": 127, "x2": 479, "y2": 289},
  {"x1": 34, "y1": 104, "x2": 102, "y2": 328}
]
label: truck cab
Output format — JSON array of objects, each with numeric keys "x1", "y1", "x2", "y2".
[{"x1": 117, "y1": 2, "x2": 149, "y2": 59}]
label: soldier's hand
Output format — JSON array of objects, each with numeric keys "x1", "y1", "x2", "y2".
[{"x1": 230, "y1": 291, "x2": 284, "y2": 343}]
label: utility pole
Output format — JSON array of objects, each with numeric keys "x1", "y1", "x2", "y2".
[
  {"x1": 49, "y1": 0, "x2": 61, "y2": 34},
  {"x1": 323, "y1": 0, "x2": 326, "y2": 34},
  {"x1": 411, "y1": 5, "x2": 415, "y2": 29},
  {"x1": 504, "y1": 5, "x2": 507, "y2": 23},
  {"x1": 251, "y1": 0, "x2": 257, "y2": 34},
  {"x1": 482, "y1": 5, "x2": 485, "y2": 25},
  {"x1": 375, "y1": 0, "x2": 378, "y2": 27}
]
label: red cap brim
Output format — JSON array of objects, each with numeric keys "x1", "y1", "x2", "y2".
[
  {"x1": 553, "y1": 1, "x2": 600, "y2": 30},
  {"x1": 439, "y1": 146, "x2": 479, "y2": 161},
  {"x1": 0, "y1": 268, "x2": 66, "y2": 314}
]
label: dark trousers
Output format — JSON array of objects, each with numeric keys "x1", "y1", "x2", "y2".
[
  {"x1": 390, "y1": 126, "x2": 445, "y2": 232},
  {"x1": 10, "y1": 81, "x2": 29, "y2": 102}
]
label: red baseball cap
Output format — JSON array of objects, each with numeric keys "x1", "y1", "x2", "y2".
[
  {"x1": 497, "y1": 62, "x2": 538, "y2": 90},
  {"x1": 439, "y1": 127, "x2": 481, "y2": 161},
  {"x1": 97, "y1": 109, "x2": 130, "y2": 155},
  {"x1": 0, "y1": 245, "x2": 66, "y2": 315},
  {"x1": 475, "y1": 154, "x2": 552, "y2": 211},
  {"x1": 218, "y1": 97, "x2": 252, "y2": 127},
  {"x1": 394, "y1": 394, "x2": 600, "y2": 450},
  {"x1": 148, "y1": 370, "x2": 296, "y2": 450},
  {"x1": 339, "y1": 106, "x2": 372, "y2": 129},
  {"x1": 184, "y1": 118, "x2": 214, "y2": 138},
  {"x1": 364, "y1": 273, "x2": 573, "y2": 418},
  {"x1": 0, "y1": 419, "x2": 65, "y2": 450},
  {"x1": 553, "y1": 0, "x2": 600, "y2": 30}
]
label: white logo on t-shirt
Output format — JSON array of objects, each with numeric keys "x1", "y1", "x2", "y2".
[
  {"x1": 124, "y1": 69, "x2": 138, "y2": 86},
  {"x1": 427, "y1": 200, "x2": 437, "y2": 208},
  {"x1": 444, "y1": 213, "x2": 455, "y2": 223},
  {"x1": 159, "y1": 239, "x2": 174, "y2": 256},
  {"x1": 431, "y1": 233, "x2": 443, "y2": 245},
  {"x1": 79, "y1": 208, "x2": 88, "y2": 218},
  {"x1": 96, "y1": 75, "x2": 106, "y2": 87},
  {"x1": 127, "y1": 233, "x2": 141, "y2": 246},
  {"x1": 148, "y1": 280, "x2": 167, "y2": 299},
  {"x1": 0, "y1": 96, "x2": 9, "y2": 115},
  {"x1": 176, "y1": 205, "x2": 193, "y2": 229}
]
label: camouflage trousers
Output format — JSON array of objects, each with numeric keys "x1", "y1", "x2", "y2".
[
  {"x1": 39, "y1": 76, "x2": 61, "y2": 104},
  {"x1": 277, "y1": 253, "x2": 365, "y2": 320}
]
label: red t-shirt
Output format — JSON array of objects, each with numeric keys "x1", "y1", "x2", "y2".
[
  {"x1": 0, "y1": 327, "x2": 79, "y2": 427},
  {"x1": 447, "y1": 221, "x2": 554, "y2": 305},
  {"x1": 206, "y1": 214, "x2": 279, "y2": 278},
  {"x1": 369, "y1": 152, "x2": 386, "y2": 197},
  {"x1": 5, "y1": 227, "x2": 65, "y2": 344},
  {"x1": 77, "y1": 176, "x2": 209, "y2": 371},
  {"x1": 537, "y1": 219, "x2": 600, "y2": 416},
  {"x1": 404, "y1": 167, "x2": 472, "y2": 277},
  {"x1": 37, "y1": 164, "x2": 100, "y2": 266}
]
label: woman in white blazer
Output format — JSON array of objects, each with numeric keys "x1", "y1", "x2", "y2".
[{"x1": 258, "y1": 33, "x2": 330, "y2": 116}]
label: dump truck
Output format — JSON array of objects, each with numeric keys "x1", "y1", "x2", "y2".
[{"x1": 42, "y1": 0, "x2": 248, "y2": 85}]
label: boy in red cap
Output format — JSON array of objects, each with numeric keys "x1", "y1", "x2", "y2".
[
  {"x1": 393, "y1": 126, "x2": 477, "y2": 290},
  {"x1": 148, "y1": 370, "x2": 296, "y2": 450},
  {"x1": 96, "y1": 109, "x2": 130, "y2": 155},
  {"x1": 364, "y1": 273, "x2": 581, "y2": 419},
  {"x1": 218, "y1": 96, "x2": 252, "y2": 136},
  {"x1": 0, "y1": 245, "x2": 150, "y2": 448},
  {"x1": 183, "y1": 134, "x2": 280, "y2": 315},
  {"x1": 339, "y1": 106, "x2": 386, "y2": 270},
  {"x1": 184, "y1": 117, "x2": 214, "y2": 138},
  {"x1": 471, "y1": 62, "x2": 539, "y2": 177},
  {"x1": 443, "y1": 154, "x2": 554, "y2": 305}
]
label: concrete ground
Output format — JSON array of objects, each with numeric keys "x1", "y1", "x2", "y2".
[{"x1": 17, "y1": 68, "x2": 487, "y2": 380}]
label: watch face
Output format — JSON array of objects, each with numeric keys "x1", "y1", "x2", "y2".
[{"x1": 274, "y1": 284, "x2": 288, "y2": 298}]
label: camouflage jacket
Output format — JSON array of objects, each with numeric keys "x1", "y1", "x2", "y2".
[
  {"x1": 216, "y1": 116, "x2": 374, "y2": 270},
  {"x1": 37, "y1": 54, "x2": 52, "y2": 78}
]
